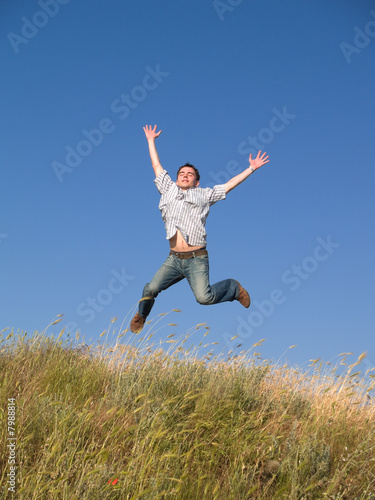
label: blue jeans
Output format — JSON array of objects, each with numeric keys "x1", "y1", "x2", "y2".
[{"x1": 138, "y1": 252, "x2": 240, "y2": 319}]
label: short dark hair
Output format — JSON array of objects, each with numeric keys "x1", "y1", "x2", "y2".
[{"x1": 177, "y1": 163, "x2": 200, "y2": 182}]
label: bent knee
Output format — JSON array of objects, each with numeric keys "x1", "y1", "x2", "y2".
[
  {"x1": 195, "y1": 293, "x2": 213, "y2": 305},
  {"x1": 143, "y1": 283, "x2": 159, "y2": 298}
]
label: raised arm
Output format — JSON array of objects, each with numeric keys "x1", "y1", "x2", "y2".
[
  {"x1": 143, "y1": 124, "x2": 163, "y2": 177},
  {"x1": 224, "y1": 150, "x2": 269, "y2": 194}
]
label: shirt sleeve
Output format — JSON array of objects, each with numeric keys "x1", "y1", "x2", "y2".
[
  {"x1": 154, "y1": 170, "x2": 174, "y2": 195},
  {"x1": 205, "y1": 184, "x2": 226, "y2": 206}
]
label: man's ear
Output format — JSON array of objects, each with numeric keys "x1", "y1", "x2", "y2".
[{"x1": 195, "y1": 180, "x2": 200, "y2": 187}]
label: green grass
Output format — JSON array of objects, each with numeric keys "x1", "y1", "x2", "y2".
[{"x1": 1, "y1": 316, "x2": 375, "y2": 499}]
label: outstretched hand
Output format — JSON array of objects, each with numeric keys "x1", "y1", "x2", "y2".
[
  {"x1": 249, "y1": 151, "x2": 269, "y2": 171},
  {"x1": 143, "y1": 124, "x2": 162, "y2": 140}
]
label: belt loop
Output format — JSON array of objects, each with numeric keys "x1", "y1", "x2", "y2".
[{"x1": 193, "y1": 251, "x2": 196, "y2": 258}]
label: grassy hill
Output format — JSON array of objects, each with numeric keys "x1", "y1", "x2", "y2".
[{"x1": 1, "y1": 317, "x2": 375, "y2": 499}]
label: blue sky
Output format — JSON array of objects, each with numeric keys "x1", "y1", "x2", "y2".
[{"x1": 1, "y1": 0, "x2": 375, "y2": 370}]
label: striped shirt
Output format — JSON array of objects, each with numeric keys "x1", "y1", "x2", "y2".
[{"x1": 154, "y1": 170, "x2": 226, "y2": 246}]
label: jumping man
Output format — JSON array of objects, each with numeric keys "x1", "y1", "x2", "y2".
[{"x1": 130, "y1": 125, "x2": 269, "y2": 333}]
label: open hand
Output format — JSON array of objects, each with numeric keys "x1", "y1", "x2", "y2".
[
  {"x1": 249, "y1": 151, "x2": 269, "y2": 171},
  {"x1": 143, "y1": 124, "x2": 162, "y2": 140}
]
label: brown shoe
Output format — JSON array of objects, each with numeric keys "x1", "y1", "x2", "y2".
[
  {"x1": 130, "y1": 312, "x2": 146, "y2": 333},
  {"x1": 236, "y1": 281, "x2": 251, "y2": 308}
]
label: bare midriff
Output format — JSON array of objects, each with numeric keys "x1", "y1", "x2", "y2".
[{"x1": 169, "y1": 229, "x2": 205, "y2": 252}]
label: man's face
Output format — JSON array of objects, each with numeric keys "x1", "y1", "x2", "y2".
[{"x1": 176, "y1": 167, "x2": 199, "y2": 190}]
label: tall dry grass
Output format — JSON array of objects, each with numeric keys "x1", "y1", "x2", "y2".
[{"x1": 1, "y1": 314, "x2": 375, "y2": 499}]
